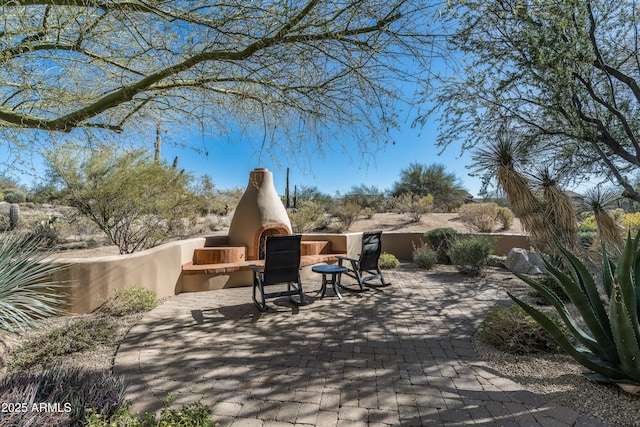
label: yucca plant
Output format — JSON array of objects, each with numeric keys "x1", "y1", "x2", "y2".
[
  {"x1": 582, "y1": 186, "x2": 624, "y2": 254},
  {"x1": 471, "y1": 134, "x2": 549, "y2": 253},
  {"x1": 0, "y1": 233, "x2": 68, "y2": 334},
  {"x1": 529, "y1": 165, "x2": 580, "y2": 253},
  {"x1": 508, "y1": 231, "x2": 640, "y2": 393}
]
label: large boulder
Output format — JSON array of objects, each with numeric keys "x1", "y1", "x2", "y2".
[{"x1": 505, "y1": 248, "x2": 547, "y2": 275}]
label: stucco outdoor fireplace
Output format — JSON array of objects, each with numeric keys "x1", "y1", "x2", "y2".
[
  {"x1": 189, "y1": 168, "x2": 292, "y2": 265},
  {"x1": 228, "y1": 167, "x2": 293, "y2": 260},
  {"x1": 181, "y1": 167, "x2": 351, "y2": 292}
]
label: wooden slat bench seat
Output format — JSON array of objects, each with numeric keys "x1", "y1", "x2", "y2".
[{"x1": 181, "y1": 253, "x2": 346, "y2": 275}]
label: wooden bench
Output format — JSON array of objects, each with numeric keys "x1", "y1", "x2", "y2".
[
  {"x1": 181, "y1": 253, "x2": 346, "y2": 275},
  {"x1": 183, "y1": 239, "x2": 342, "y2": 275}
]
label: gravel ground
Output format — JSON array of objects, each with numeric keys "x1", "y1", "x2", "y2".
[
  {"x1": 474, "y1": 270, "x2": 640, "y2": 427},
  {"x1": 473, "y1": 336, "x2": 640, "y2": 426}
]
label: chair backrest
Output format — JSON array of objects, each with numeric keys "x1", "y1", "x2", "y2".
[
  {"x1": 358, "y1": 231, "x2": 383, "y2": 271},
  {"x1": 262, "y1": 234, "x2": 301, "y2": 284}
]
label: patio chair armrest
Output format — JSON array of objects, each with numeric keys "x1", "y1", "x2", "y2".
[
  {"x1": 249, "y1": 264, "x2": 263, "y2": 274},
  {"x1": 336, "y1": 255, "x2": 359, "y2": 269}
]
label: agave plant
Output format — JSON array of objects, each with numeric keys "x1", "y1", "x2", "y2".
[
  {"x1": 508, "y1": 231, "x2": 640, "y2": 393},
  {"x1": 0, "y1": 233, "x2": 68, "y2": 334}
]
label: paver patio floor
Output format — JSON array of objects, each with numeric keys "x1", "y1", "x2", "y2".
[{"x1": 114, "y1": 265, "x2": 608, "y2": 426}]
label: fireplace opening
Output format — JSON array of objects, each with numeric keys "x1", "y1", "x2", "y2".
[{"x1": 256, "y1": 223, "x2": 290, "y2": 260}]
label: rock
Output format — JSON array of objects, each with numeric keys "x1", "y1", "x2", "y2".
[{"x1": 504, "y1": 248, "x2": 547, "y2": 275}]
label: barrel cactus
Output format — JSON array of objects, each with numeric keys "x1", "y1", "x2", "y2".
[
  {"x1": 9, "y1": 203, "x2": 19, "y2": 230},
  {"x1": 508, "y1": 231, "x2": 640, "y2": 393}
]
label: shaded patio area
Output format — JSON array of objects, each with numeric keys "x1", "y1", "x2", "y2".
[{"x1": 113, "y1": 266, "x2": 608, "y2": 426}]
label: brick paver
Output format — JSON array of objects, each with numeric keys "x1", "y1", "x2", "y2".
[{"x1": 114, "y1": 265, "x2": 610, "y2": 426}]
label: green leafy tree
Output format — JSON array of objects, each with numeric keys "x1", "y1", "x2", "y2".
[
  {"x1": 344, "y1": 184, "x2": 387, "y2": 211},
  {"x1": 392, "y1": 163, "x2": 468, "y2": 211},
  {"x1": 422, "y1": 0, "x2": 640, "y2": 203},
  {"x1": 292, "y1": 185, "x2": 333, "y2": 209},
  {"x1": 0, "y1": 1, "x2": 442, "y2": 167},
  {"x1": 45, "y1": 144, "x2": 199, "y2": 254},
  {"x1": 191, "y1": 175, "x2": 236, "y2": 216}
]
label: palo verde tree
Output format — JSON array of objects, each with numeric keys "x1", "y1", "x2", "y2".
[
  {"x1": 0, "y1": 1, "x2": 443, "y2": 165},
  {"x1": 421, "y1": 0, "x2": 640, "y2": 203},
  {"x1": 45, "y1": 143, "x2": 200, "y2": 254},
  {"x1": 392, "y1": 163, "x2": 468, "y2": 211}
]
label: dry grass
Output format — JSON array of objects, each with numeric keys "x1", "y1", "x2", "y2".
[
  {"x1": 543, "y1": 184, "x2": 580, "y2": 252},
  {"x1": 594, "y1": 209, "x2": 624, "y2": 254},
  {"x1": 497, "y1": 167, "x2": 550, "y2": 252}
]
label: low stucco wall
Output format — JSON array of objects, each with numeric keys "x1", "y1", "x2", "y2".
[
  {"x1": 380, "y1": 232, "x2": 531, "y2": 261},
  {"x1": 52, "y1": 237, "x2": 206, "y2": 314},
  {"x1": 52, "y1": 231, "x2": 530, "y2": 314}
]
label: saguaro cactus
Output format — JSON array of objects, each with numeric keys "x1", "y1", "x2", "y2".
[
  {"x1": 285, "y1": 167, "x2": 291, "y2": 208},
  {"x1": 9, "y1": 204, "x2": 19, "y2": 230}
]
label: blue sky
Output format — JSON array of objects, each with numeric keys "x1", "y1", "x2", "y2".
[
  {"x1": 160, "y1": 114, "x2": 481, "y2": 198},
  {"x1": 1, "y1": 85, "x2": 482, "y2": 198}
]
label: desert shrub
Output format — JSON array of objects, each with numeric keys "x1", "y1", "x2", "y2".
[
  {"x1": 0, "y1": 366, "x2": 126, "y2": 427},
  {"x1": 496, "y1": 206, "x2": 515, "y2": 230},
  {"x1": 458, "y1": 202, "x2": 499, "y2": 232},
  {"x1": 288, "y1": 201, "x2": 326, "y2": 232},
  {"x1": 578, "y1": 221, "x2": 597, "y2": 233},
  {"x1": 342, "y1": 184, "x2": 386, "y2": 212},
  {"x1": 527, "y1": 274, "x2": 570, "y2": 304},
  {"x1": 331, "y1": 200, "x2": 362, "y2": 230},
  {"x1": 609, "y1": 208, "x2": 626, "y2": 224},
  {"x1": 578, "y1": 212, "x2": 597, "y2": 232},
  {"x1": 0, "y1": 215, "x2": 9, "y2": 231},
  {"x1": 622, "y1": 212, "x2": 640, "y2": 235},
  {"x1": 379, "y1": 252, "x2": 400, "y2": 269},
  {"x1": 478, "y1": 304, "x2": 564, "y2": 354},
  {"x1": 447, "y1": 235, "x2": 494, "y2": 275},
  {"x1": 4, "y1": 190, "x2": 26, "y2": 203},
  {"x1": 412, "y1": 241, "x2": 438, "y2": 269},
  {"x1": 423, "y1": 228, "x2": 458, "y2": 264},
  {"x1": 98, "y1": 286, "x2": 159, "y2": 317},
  {"x1": 87, "y1": 394, "x2": 215, "y2": 427},
  {"x1": 27, "y1": 216, "x2": 61, "y2": 248},
  {"x1": 579, "y1": 230, "x2": 597, "y2": 247},
  {"x1": 46, "y1": 143, "x2": 200, "y2": 254},
  {"x1": 313, "y1": 215, "x2": 331, "y2": 230},
  {"x1": 10, "y1": 317, "x2": 119, "y2": 370},
  {"x1": 362, "y1": 207, "x2": 375, "y2": 219},
  {"x1": 394, "y1": 192, "x2": 433, "y2": 222}
]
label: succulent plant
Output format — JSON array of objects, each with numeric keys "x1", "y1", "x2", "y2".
[
  {"x1": 508, "y1": 231, "x2": 640, "y2": 393},
  {"x1": 0, "y1": 366, "x2": 126, "y2": 426},
  {"x1": 8, "y1": 203, "x2": 19, "y2": 230},
  {"x1": 0, "y1": 232, "x2": 67, "y2": 333}
]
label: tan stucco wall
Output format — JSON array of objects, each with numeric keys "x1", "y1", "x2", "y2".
[
  {"x1": 52, "y1": 237, "x2": 205, "y2": 314},
  {"x1": 380, "y1": 232, "x2": 531, "y2": 260},
  {"x1": 302, "y1": 232, "x2": 362, "y2": 258},
  {"x1": 52, "y1": 232, "x2": 530, "y2": 314}
]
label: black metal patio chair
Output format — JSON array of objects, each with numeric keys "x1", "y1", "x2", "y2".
[
  {"x1": 250, "y1": 234, "x2": 306, "y2": 311},
  {"x1": 336, "y1": 231, "x2": 390, "y2": 291}
]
